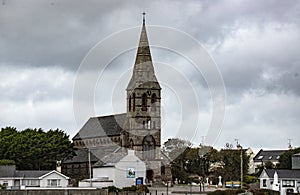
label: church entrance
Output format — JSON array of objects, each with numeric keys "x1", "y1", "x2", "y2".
[{"x1": 146, "y1": 169, "x2": 154, "y2": 183}]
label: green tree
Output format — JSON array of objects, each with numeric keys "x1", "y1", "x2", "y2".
[
  {"x1": 163, "y1": 138, "x2": 192, "y2": 183},
  {"x1": 0, "y1": 127, "x2": 74, "y2": 170},
  {"x1": 277, "y1": 147, "x2": 300, "y2": 169},
  {"x1": 212, "y1": 149, "x2": 249, "y2": 182}
]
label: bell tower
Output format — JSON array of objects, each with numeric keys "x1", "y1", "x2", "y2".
[{"x1": 125, "y1": 13, "x2": 162, "y2": 183}]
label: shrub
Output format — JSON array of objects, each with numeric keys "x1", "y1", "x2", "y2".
[
  {"x1": 104, "y1": 186, "x2": 120, "y2": 192},
  {"x1": 0, "y1": 159, "x2": 15, "y2": 166}
]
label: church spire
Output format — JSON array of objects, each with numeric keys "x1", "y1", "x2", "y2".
[{"x1": 127, "y1": 13, "x2": 160, "y2": 90}]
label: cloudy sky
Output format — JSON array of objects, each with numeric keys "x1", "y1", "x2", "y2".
[{"x1": 1, "y1": 0, "x2": 300, "y2": 152}]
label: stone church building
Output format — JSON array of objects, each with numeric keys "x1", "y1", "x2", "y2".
[{"x1": 62, "y1": 16, "x2": 172, "y2": 185}]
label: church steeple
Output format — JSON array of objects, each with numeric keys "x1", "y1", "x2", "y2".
[
  {"x1": 124, "y1": 14, "x2": 163, "y2": 183},
  {"x1": 127, "y1": 13, "x2": 160, "y2": 90}
]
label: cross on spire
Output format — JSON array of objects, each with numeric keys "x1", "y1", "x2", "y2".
[{"x1": 142, "y1": 12, "x2": 146, "y2": 25}]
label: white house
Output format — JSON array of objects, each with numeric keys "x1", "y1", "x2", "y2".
[
  {"x1": 0, "y1": 165, "x2": 69, "y2": 189},
  {"x1": 259, "y1": 169, "x2": 300, "y2": 195},
  {"x1": 79, "y1": 150, "x2": 146, "y2": 188}
]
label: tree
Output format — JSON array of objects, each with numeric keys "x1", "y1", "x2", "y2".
[
  {"x1": 277, "y1": 147, "x2": 300, "y2": 169},
  {"x1": 162, "y1": 138, "x2": 193, "y2": 183},
  {"x1": 211, "y1": 149, "x2": 249, "y2": 182},
  {"x1": 0, "y1": 127, "x2": 74, "y2": 170}
]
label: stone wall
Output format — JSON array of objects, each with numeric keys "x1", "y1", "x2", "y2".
[{"x1": 0, "y1": 189, "x2": 107, "y2": 195}]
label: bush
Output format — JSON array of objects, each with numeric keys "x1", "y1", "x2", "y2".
[
  {"x1": 0, "y1": 159, "x2": 15, "y2": 166},
  {"x1": 207, "y1": 189, "x2": 245, "y2": 195},
  {"x1": 104, "y1": 186, "x2": 120, "y2": 192},
  {"x1": 122, "y1": 185, "x2": 149, "y2": 193},
  {"x1": 249, "y1": 188, "x2": 279, "y2": 195},
  {"x1": 244, "y1": 175, "x2": 258, "y2": 184}
]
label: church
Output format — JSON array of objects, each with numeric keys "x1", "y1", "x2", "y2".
[{"x1": 62, "y1": 15, "x2": 172, "y2": 186}]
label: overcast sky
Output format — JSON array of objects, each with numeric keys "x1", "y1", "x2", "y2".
[{"x1": 1, "y1": 0, "x2": 300, "y2": 152}]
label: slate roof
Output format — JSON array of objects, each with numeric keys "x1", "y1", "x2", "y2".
[
  {"x1": 0, "y1": 165, "x2": 52, "y2": 178},
  {"x1": 14, "y1": 170, "x2": 50, "y2": 178},
  {"x1": 93, "y1": 149, "x2": 127, "y2": 168},
  {"x1": 0, "y1": 166, "x2": 16, "y2": 177},
  {"x1": 73, "y1": 113, "x2": 127, "y2": 140},
  {"x1": 254, "y1": 149, "x2": 286, "y2": 162},
  {"x1": 62, "y1": 148, "x2": 99, "y2": 164},
  {"x1": 265, "y1": 169, "x2": 300, "y2": 179}
]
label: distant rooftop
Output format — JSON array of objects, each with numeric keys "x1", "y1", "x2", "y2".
[{"x1": 254, "y1": 149, "x2": 287, "y2": 162}]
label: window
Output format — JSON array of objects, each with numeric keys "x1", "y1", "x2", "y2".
[
  {"x1": 151, "y1": 93, "x2": 157, "y2": 111},
  {"x1": 147, "y1": 118, "x2": 151, "y2": 129},
  {"x1": 129, "y1": 95, "x2": 132, "y2": 111},
  {"x1": 133, "y1": 93, "x2": 136, "y2": 111},
  {"x1": 263, "y1": 179, "x2": 267, "y2": 187},
  {"x1": 282, "y1": 180, "x2": 295, "y2": 187},
  {"x1": 142, "y1": 135, "x2": 155, "y2": 159},
  {"x1": 258, "y1": 155, "x2": 264, "y2": 160},
  {"x1": 23, "y1": 180, "x2": 39, "y2": 186},
  {"x1": 130, "y1": 139, "x2": 134, "y2": 149},
  {"x1": 47, "y1": 179, "x2": 61, "y2": 187},
  {"x1": 142, "y1": 93, "x2": 147, "y2": 111}
]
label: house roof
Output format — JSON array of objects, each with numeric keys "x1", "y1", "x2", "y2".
[
  {"x1": 293, "y1": 153, "x2": 300, "y2": 157},
  {"x1": 0, "y1": 166, "x2": 68, "y2": 179},
  {"x1": 39, "y1": 170, "x2": 69, "y2": 179},
  {"x1": 93, "y1": 149, "x2": 127, "y2": 168},
  {"x1": 73, "y1": 113, "x2": 127, "y2": 140},
  {"x1": 0, "y1": 166, "x2": 16, "y2": 177},
  {"x1": 254, "y1": 149, "x2": 286, "y2": 162},
  {"x1": 14, "y1": 170, "x2": 51, "y2": 178},
  {"x1": 264, "y1": 169, "x2": 300, "y2": 179}
]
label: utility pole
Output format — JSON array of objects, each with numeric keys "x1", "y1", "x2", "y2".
[
  {"x1": 88, "y1": 148, "x2": 92, "y2": 187},
  {"x1": 236, "y1": 139, "x2": 243, "y2": 189},
  {"x1": 240, "y1": 146, "x2": 243, "y2": 189}
]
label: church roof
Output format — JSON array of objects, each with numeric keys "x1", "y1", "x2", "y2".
[
  {"x1": 127, "y1": 14, "x2": 160, "y2": 90},
  {"x1": 73, "y1": 113, "x2": 126, "y2": 141},
  {"x1": 62, "y1": 146, "x2": 120, "y2": 164}
]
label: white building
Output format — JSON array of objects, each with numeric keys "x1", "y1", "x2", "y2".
[
  {"x1": 0, "y1": 165, "x2": 69, "y2": 189},
  {"x1": 259, "y1": 169, "x2": 300, "y2": 195},
  {"x1": 79, "y1": 150, "x2": 146, "y2": 188}
]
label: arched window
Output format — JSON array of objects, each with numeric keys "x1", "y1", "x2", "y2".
[
  {"x1": 142, "y1": 135, "x2": 155, "y2": 159},
  {"x1": 151, "y1": 93, "x2": 157, "y2": 111},
  {"x1": 130, "y1": 139, "x2": 134, "y2": 149},
  {"x1": 133, "y1": 93, "x2": 136, "y2": 111},
  {"x1": 142, "y1": 93, "x2": 147, "y2": 111},
  {"x1": 129, "y1": 95, "x2": 132, "y2": 111}
]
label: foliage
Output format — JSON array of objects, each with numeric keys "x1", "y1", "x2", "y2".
[
  {"x1": 0, "y1": 126, "x2": 75, "y2": 170},
  {"x1": 0, "y1": 159, "x2": 15, "y2": 166},
  {"x1": 207, "y1": 189, "x2": 246, "y2": 195},
  {"x1": 163, "y1": 138, "x2": 251, "y2": 185},
  {"x1": 249, "y1": 188, "x2": 279, "y2": 195},
  {"x1": 0, "y1": 184, "x2": 6, "y2": 189},
  {"x1": 243, "y1": 175, "x2": 258, "y2": 184},
  {"x1": 277, "y1": 147, "x2": 300, "y2": 169},
  {"x1": 212, "y1": 149, "x2": 249, "y2": 181},
  {"x1": 105, "y1": 186, "x2": 120, "y2": 192},
  {"x1": 121, "y1": 185, "x2": 149, "y2": 192}
]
